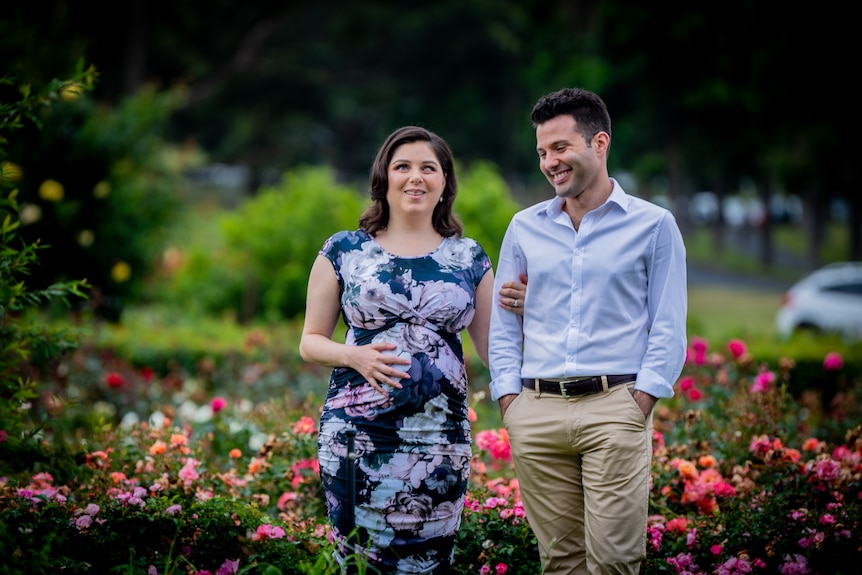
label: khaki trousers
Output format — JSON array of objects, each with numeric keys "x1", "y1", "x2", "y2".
[{"x1": 503, "y1": 383, "x2": 652, "y2": 575}]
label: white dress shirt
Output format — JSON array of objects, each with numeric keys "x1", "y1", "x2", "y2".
[{"x1": 489, "y1": 179, "x2": 687, "y2": 401}]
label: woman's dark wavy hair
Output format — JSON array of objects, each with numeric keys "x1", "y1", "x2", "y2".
[
  {"x1": 531, "y1": 87, "x2": 612, "y2": 144},
  {"x1": 358, "y1": 126, "x2": 462, "y2": 237}
]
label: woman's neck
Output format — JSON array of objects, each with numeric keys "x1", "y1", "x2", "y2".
[{"x1": 374, "y1": 222, "x2": 443, "y2": 257}]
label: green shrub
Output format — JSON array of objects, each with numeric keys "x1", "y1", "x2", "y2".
[
  {"x1": 0, "y1": 402, "x2": 328, "y2": 575},
  {"x1": 154, "y1": 161, "x2": 522, "y2": 323},
  {"x1": 0, "y1": 492, "x2": 312, "y2": 575},
  {"x1": 456, "y1": 484, "x2": 539, "y2": 575},
  {"x1": 454, "y1": 161, "x2": 522, "y2": 269},
  {"x1": 160, "y1": 166, "x2": 366, "y2": 322},
  {"x1": 1, "y1": 72, "x2": 90, "y2": 469},
  {"x1": 8, "y1": 83, "x2": 189, "y2": 319},
  {"x1": 222, "y1": 166, "x2": 367, "y2": 320},
  {"x1": 147, "y1": 207, "x2": 250, "y2": 322}
]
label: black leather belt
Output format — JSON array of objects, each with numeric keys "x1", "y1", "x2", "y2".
[{"x1": 523, "y1": 374, "x2": 636, "y2": 397}]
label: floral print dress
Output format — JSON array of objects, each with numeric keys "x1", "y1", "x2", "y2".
[{"x1": 317, "y1": 229, "x2": 491, "y2": 574}]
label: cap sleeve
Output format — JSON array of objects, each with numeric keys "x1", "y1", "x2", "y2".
[
  {"x1": 468, "y1": 238, "x2": 492, "y2": 287},
  {"x1": 319, "y1": 229, "x2": 364, "y2": 285}
]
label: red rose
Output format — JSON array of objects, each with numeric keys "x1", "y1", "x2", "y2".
[{"x1": 104, "y1": 372, "x2": 124, "y2": 388}]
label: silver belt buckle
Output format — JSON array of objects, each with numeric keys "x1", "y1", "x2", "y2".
[{"x1": 559, "y1": 381, "x2": 569, "y2": 397}]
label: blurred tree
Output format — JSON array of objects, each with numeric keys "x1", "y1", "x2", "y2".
[
  {"x1": 592, "y1": 1, "x2": 857, "y2": 269},
  {"x1": 2, "y1": 0, "x2": 857, "y2": 276}
]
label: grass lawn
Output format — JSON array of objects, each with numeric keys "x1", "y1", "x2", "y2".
[
  {"x1": 681, "y1": 220, "x2": 861, "y2": 359},
  {"x1": 687, "y1": 284, "x2": 862, "y2": 365},
  {"x1": 687, "y1": 285, "x2": 781, "y2": 345}
]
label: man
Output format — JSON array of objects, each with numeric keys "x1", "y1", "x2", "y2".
[{"x1": 489, "y1": 87, "x2": 687, "y2": 574}]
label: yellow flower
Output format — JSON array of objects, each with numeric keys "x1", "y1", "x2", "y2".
[
  {"x1": 0, "y1": 162, "x2": 23, "y2": 182},
  {"x1": 59, "y1": 82, "x2": 84, "y2": 102},
  {"x1": 78, "y1": 229, "x2": 95, "y2": 247},
  {"x1": 39, "y1": 179, "x2": 65, "y2": 202},
  {"x1": 111, "y1": 261, "x2": 131, "y2": 283},
  {"x1": 93, "y1": 180, "x2": 111, "y2": 198}
]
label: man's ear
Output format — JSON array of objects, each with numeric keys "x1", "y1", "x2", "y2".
[{"x1": 593, "y1": 131, "x2": 610, "y2": 155}]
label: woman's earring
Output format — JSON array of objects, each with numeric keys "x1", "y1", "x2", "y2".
[{"x1": 439, "y1": 197, "x2": 443, "y2": 203}]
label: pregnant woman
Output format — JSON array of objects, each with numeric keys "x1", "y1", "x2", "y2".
[{"x1": 299, "y1": 125, "x2": 494, "y2": 574}]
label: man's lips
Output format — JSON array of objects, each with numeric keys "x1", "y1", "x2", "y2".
[{"x1": 551, "y1": 169, "x2": 571, "y2": 184}]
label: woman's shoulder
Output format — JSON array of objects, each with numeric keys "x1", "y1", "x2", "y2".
[
  {"x1": 329, "y1": 229, "x2": 367, "y2": 241},
  {"x1": 322, "y1": 229, "x2": 368, "y2": 251},
  {"x1": 449, "y1": 234, "x2": 486, "y2": 253},
  {"x1": 440, "y1": 235, "x2": 491, "y2": 272}
]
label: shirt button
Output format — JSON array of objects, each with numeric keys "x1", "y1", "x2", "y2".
[
  {"x1": 570, "y1": 321, "x2": 577, "y2": 327},
  {"x1": 566, "y1": 355, "x2": 573, "y2": 362},
  {"x1": 575, "y1": 249, "x2": 583, "y2": 256}
]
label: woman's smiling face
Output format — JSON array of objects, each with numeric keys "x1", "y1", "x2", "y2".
[{"x1": 385, "y1": 141, "x2": 446, "y2": 220}]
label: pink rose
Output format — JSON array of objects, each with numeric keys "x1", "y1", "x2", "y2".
[
  {"x1": 254, "y1": 524, "x2": 285, "y2": 540},
  {"x1": 823, "y1": 352, "x2": 843, "y2": 371},
  {"x1": 749, "y1": 371, "x2": 775, "y2": 394},
  {"x1": 277, "y1": 491, "x2": 298, "y2": 510},
  {"x1": 678, "y1": 376, "x2": 695, "y2": 391},
  {"x1": 211, "y1": 396, "x2": 226, "y2": 413},
  {"x1": 75, "y1": 515, "x2": 92, "y2": 530},
  {"x1": 727, "y1": 339, "x2": 747, "y2": 359}
]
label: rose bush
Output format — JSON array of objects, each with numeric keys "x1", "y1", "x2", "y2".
[{"x1": 1, "y1": 336, "x2": 860, "y2": 574}]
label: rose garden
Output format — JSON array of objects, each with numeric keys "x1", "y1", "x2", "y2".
[{"x1": 2, "y1": 72, "x2": 860, "y2": 575}]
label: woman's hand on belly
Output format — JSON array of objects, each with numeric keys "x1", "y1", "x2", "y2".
[{"x1": 346, "y1": 341, "x2": 412, "y2": 394}]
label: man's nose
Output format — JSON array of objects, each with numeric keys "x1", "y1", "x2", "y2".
[{"x1": 542, "y1": 152, "x2": 559, "y2": 170}]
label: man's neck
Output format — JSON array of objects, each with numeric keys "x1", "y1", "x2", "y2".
[{"x1": 562, "y1": 177, "x2": 613, "y2": 230}]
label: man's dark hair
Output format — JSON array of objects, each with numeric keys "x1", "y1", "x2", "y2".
[{"x1": 531, "y1": 88, "x2": 612, "y2": 143}]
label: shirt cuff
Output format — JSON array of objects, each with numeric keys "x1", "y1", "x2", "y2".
[
  {"x1": 489, "y1": 374, "x2": 524, "y2": 401},
  {"x1": 634, "y1": 367, "x2": 675, "y2": 399}
]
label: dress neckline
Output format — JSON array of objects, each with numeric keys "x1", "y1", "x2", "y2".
[{"x1": 364, "y1": 230, "x2": 449, "y2": 259}]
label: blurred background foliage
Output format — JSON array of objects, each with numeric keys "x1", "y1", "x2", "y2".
[
  {"x1": 148, "y1": 162, "x2": 518, "y2": 323},
  {"x1": 1, "y1": 13, "x2": 860, "y2": 497},
  {"x1": 2, "y1": 11, "x2": 860, "y2": 561},
  {"x1": 13, "y1": 87, "x2": 190, "y2": 318},
  {"x1": 0, "y1": 0, "x2": 858, "y2": 327}
]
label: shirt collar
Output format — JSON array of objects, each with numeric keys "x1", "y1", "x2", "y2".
[
  {"x1": 542, "y1": 177, "x2": 630, "y2": 217},
  {"x1": 607, "y1": 178, "x2": 630, "y2": 213}
]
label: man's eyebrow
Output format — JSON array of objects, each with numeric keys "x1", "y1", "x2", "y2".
[{"x1": 537, "y1": 139, "x2": 569, "y2": 152}]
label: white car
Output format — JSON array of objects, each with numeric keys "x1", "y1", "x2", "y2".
[{"x1": 776, "y1": 262, "x2": 862, "y2": 340}]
